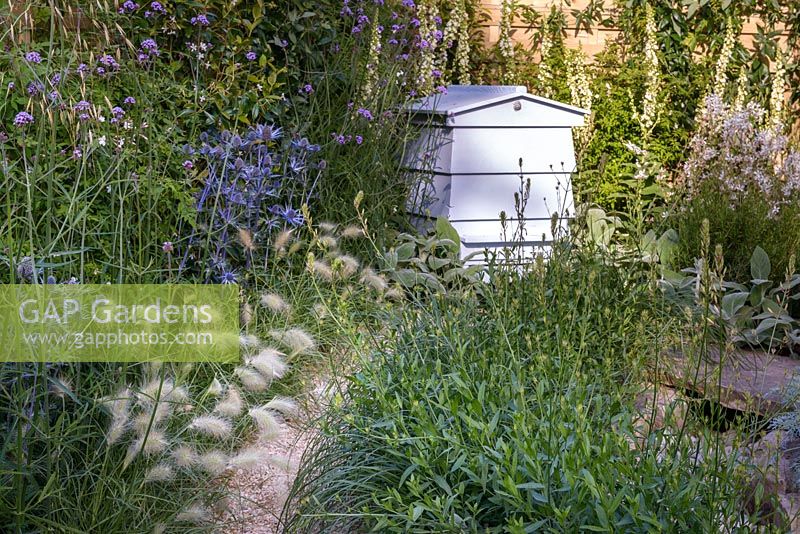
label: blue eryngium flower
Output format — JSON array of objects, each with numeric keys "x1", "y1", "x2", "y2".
[
  {"x1": 219, "y1": 271, "x2": 237, "y2": 284},
  {"x1": 178, "y1": 123, "x2": 321, "y2": 282}
]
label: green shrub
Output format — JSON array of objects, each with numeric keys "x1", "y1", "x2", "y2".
[{"x1": 283, "y1": 242, "x2": 767, "y2": 532}]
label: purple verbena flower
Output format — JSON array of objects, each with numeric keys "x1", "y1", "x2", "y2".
[
  {"x1": 123, "y1": 96, "x2": 136, "y2": 105},
  {"x1": 245, "y1": 50, "x2": 257, "y2": 61},
  {"x1": 357, "y1": 108, "x2": 373, "y2": 120},
  {"x1": 98, "y1": 54, "x2": 119, "y2": 69},
  {"x1": 191, "y1": 13, "x2": 210, "y2": 26},
  {"x1": 183, "y1": 160, "x2": 194, "y2": 170},
  {"x1": 25, "y1": 51, "x2": 42, "y2": 63},
  {"x1": 74, "y1": 100, "x2": 91, "y2": 112},
  {"x1": 14, "y1": 111, "x2": 34, "y2": 127},
  {"x1": 162, "y1": 241, "x2": 174, "y2": 253},
  {"x1": 355, "y1": 135, "x2": 363, "y2": 145},
  {"x1": 27, "y1": 82, "x2": 43, "y2": 96},
  {"x1": 140, "y1": 38, "x2": 158, "y2": 53},
  {"x1": 151, "y1": 1, "x2": 166, "y2": 13}
]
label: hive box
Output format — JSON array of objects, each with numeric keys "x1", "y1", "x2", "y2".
[{"x1": 404, "y1": 85, "x2": 588, "y2": 262}]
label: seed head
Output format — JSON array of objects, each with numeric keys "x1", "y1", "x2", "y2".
[
  {"x1": 273, "y1": 229, "x2": 293, "y2": 252},
  {"x1": 341, "y1": 225, "x2": 365, "y2": 239},
  {"x1": 189, "y1": 415, "x2": 232, "y2": 439},
  {"x1": 171, "y1": 445, "x2": 198, "y2": 468},
  {"x1": 319, "y1": 235, "x2": 338, "y2": 249},
  {"x1": 247, "y1": 348, "x2": 287, "y2": 380},
  {"x1": 176, "y1": 505, "x2": 210, "y2": 523},
  {"x1": 336, "y1": 254, "x2": 360, "y2": 277},
  {"x1": 238, "y1": 227, "x2": 255, "y2": 251},
  {"x1": 235, "y1": 366, "x2": 269, "y2": 392},
  {"x1": 260, "y1": 292, "x2": 290, "y2": 314},
  {"x1": 144, "y1": 463, "x2": 175, "y2": 483},
  {"x1": 265, "y1": 396, "x2": 299, "y2": 419},
  {"x1": 198, "y1": 450, "x2": 228, "y2": 475},
  {"x1": 207, "y1": 377, "x2": 224, "y2": 396},
  {"x1": 239, "y1": 334, "x2": 261, "y2": 350},
  {"x1": 309, "y1": 259, "x2": 334, "y2": 281},
  {"x1": 319, "y1": 221, "x2": 337, "y2": 233},
  {"x1": 270, "y1": 327, "x2": 316, "y2": 356},
  {"x1": 360, "y1": 268, "x2": 387, "y2": 292},
  {"x1": 228, "y1": 446, "x2": 270, "y2": 470},
  {"x1": 248, "y1": 407, "x2": 282, "y2": 440},
  {"x1": 214, "y1": 386, "x2": 243, "y2": 417}
]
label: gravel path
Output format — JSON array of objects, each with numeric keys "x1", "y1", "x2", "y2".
[
  {"x1": 219, "y1": 380, "x2": 332, "y2": 533},
  {"x1": 221, "y1": 420, "x2": 313, "y2": 533}
]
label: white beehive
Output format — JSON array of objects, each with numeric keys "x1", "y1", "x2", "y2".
[{"x1": 404, "y1": 85, "x2": 588, "y2": 262}]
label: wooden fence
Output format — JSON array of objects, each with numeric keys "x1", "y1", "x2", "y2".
[{"x1": 478, "y1": 0, "x2": 789, "y2": 57}]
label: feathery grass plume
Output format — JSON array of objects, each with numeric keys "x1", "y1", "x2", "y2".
[
  {"x1": 138, "y1": 378, "x2": 174, "y2": 405},
  {"x1": 241, "y1": 301, "x2": 253, "y2": 326},
  {"x1": 265, "y1": 396, "x2": 299, "y2": 419},
  {"x1": 238, "y1": 227, "x2": 255, "y2": 252},
  {"x1": 385, "y1": 286, "x2": 405, "y2": 301},
  {"x1": 101, "y1": 387, "x2": 132, "y2": 421},
  {"x1": 309, "y1": 258, "x2": 334, "y2": 281},
  {"x1": 144, "y1": 463, "x2": 175, "y2": 483},
  {"x1": 319, "y1": 222, "x2": 337, "y2": 234},
  {"x1": 235, "y1": 366, "x2": 269, "y2": 392},
  {"x1": 249, "y1": 407, "x2": 282, "y2": 440},
  {"x1": 228, "y1": 446, "x2": 272, "y2": 471},
  {"x1": 153, "y1": 523, "x2": 166, "y2": 534},
  {"x1": 273, "y1": 229, "x2": 293, "y2": 253},
  {"x1": 287, "y1": 241, "x2": 304, "y2": 256},
  {"x1": 123, "y1": 441, "x2": 141, "y2": 469},
  {"x1": 260, "y1": 292, "x2": 290, "y2": 314},
  {"x1": 270, "y1": 327, "x2": 316, "y2": 356},
  {"x1": 239, "y1": 334, "x2": 261, "y2": 350},
  {"x1": 175, "y1": 504, "x2": 210, "y2": 523},
  {"x1": 172, "y1": 445, "x2": 198, "y2": 468},
  {"x1": 312, "y1": 302, "x2": 328, "y2": 320},
  {"x1": 141, "y1": 429, "x2": 169, "y2": 455},
  {"x1": 122, "y1": 430, "x2": 168, "y2": 468},
  {"x1": 207, "y1": 377, "x2": 224, "y2": 397},
  {"x1": 360, "y1": 267, "x2": 388, "y2": 292},
  {"x1": 50, "y1": 375, "x2": 73, "y2": 399},
  {"x1": 336, "y1": 254, "x2": 360, "y2": 278},
  {"x1": 319, "y1": 235, "x2": 338, "y2": 250},
  {"x1": 248, "y1": 348, "x2": 288, "y2": 380},
  {"x1": 198, "y1": 450, "x2": 228, "y2": 475},
  {"x1": 189, "y1": 415, "x2": 232, "y2": 439},
  {"x1": 214, "y1": 386, "x2": 243, "y2": 417},
  {"x1": 169, "y1": 386, "x2": 189, "y2": 403},
  {"x1": 340, "y1": 225, "x2": 365, "y2": 239},
  {"x1": 106, "y1": 418, "x2": 128, "y2": 445},
  {"x1": 133, "y1": 403, "x2": 172, "y2": 435}
]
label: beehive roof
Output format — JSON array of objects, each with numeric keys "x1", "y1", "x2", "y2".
[{"x1": 406, "y1": 85, "x2": 588, "y2": 117}]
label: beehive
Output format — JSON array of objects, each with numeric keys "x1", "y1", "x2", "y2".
[{"x1": 404, "y1": 85, "x2": 588, "y2": 261}]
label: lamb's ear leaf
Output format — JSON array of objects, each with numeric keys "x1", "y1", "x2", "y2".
[
  {"x1": 435, "y1": 218, "x2": 460, "y2": 256},
  {"x1": 751, "y1": 246, "x2": 771, "y2": 282}
]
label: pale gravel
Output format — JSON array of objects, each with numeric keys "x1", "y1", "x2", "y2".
[{"x1": 217, "y1": 379, "x2": 334, "y2": 533}]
